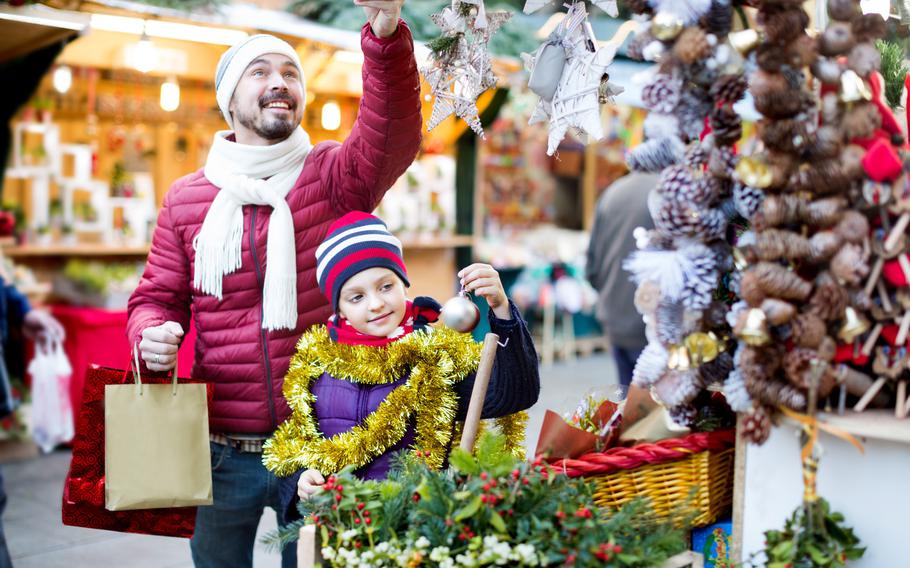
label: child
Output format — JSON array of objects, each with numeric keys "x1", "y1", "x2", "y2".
[{"x1": 263, "y1": 212, "x2": 540, "y2": 517}]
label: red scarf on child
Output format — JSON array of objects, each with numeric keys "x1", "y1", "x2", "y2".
[{"x1": 326, "y1": 297, "x2": 442, "y2": 347}]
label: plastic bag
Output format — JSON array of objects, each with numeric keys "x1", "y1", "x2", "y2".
[{"x1": 29, "y1": 338, "x2": 74, "y2": 452}]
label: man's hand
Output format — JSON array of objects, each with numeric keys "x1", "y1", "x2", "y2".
[
  {"x1": 23, "y1": 310, "x2": 64, "y2": 343},
  {"x1": 139, "y1": 321, "x2": 184, "y2": 372},
  {"x1": 297, "y1": 469, "x2": 326, "y2": 500},
  {"x1": 355, "y1": 0, "x2": 403, "y2": 38}
]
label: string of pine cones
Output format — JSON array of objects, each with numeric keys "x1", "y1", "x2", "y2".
[{"x1": 624, "y1": 0, "x2": 747, "y2": 428}]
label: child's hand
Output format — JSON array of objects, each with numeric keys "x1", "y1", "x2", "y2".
[
  {"x1": 297, "y1": 469, "x2": 326, "y2": 500},
  {"x1": 459, "y1": 263, "x2": 512, "y2": 320}
]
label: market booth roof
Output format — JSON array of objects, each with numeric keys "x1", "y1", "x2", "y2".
[{"x1": 0, "y1": 3, "x2": 88, "y2": 63}]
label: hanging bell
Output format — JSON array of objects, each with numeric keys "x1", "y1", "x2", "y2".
[
  {"x1": 684, "y1": 332, "x2": 720, "y2": 367},
  {"x1": 440, "y1": 290, "x2": 481, "y2": 333},
  {"x1": 735, "y1": 156, "x2": 773, "y2": 189},
  {"x1": 728, "y1": 29, "x2": 760, "y2": 55},
  {"x1": 838, "y1": 306, "x2": 870, "y2": 343},
  {"x1": 738, "y1": 308, "x2": 770, "y2": 346},
  {"x1": 667, "y1": 345, "x2": 692, "y2": 371},
  {"x1": 651, "y1": 12, "x2": 683, "y2": 41},
  {"x1": 839, "y1": 69, "x2": 872, "y2": 103}
]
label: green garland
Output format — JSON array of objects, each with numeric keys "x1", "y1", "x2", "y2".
[{"x1": 263, "y1": 326, "x2": 527, "y2": 477}]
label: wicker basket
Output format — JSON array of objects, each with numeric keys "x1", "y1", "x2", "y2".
[{"x1": 547, "y1": 430, "x2": 735, "y2": 527}]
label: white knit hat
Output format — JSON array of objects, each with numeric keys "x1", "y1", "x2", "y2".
[{"x1": 214, "y1": 34, "x2": 305, "y2": 128}]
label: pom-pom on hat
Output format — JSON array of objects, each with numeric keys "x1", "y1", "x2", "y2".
[{"x1": 316, "y1": 212, "x2": 410, "y2": 311}]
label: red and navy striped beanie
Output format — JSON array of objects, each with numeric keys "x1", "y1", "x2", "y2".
[{"x1": 315, "y1": 211, "x2": 410, "y2": 311}]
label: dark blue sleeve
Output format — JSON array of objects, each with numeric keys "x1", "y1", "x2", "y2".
[
  {"x1": 279, "y1": 469, "x2": 305, "y2": 524},
  {"x1": 4, "y1": 282, "x2": 31, "y2": 327},
  {"x1": 455, "y1": 300, "x2": 540, "y2": 420}
]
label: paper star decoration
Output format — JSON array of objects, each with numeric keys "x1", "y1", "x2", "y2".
[
  {"x1": 530, "y1": 40, "x2": 617, "y2": 155},
  {"x1": 523, "y1": 0, "x2": 618, "y2": 17},
  {"x1": 423, "y1": 1, "x2": 511, "y2": 138}
]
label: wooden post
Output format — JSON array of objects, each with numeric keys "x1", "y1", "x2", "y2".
[
  {"x1": 298, "y1": 524, "x2": 320, "y2": 568},
  {"x1": 459, "y1": 333, "x2": 500, "y2": 453},
  {"x1": 854, "y1": 377, "x2": 888, "y2": 412}
]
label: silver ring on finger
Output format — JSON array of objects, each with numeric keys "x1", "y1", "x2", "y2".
[{"x1": 155, "y1": 353, "x2": 161, "y2": 364}]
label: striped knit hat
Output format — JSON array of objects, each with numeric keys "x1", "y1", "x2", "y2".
[{"x1": 316, "y1": 212, "x2": 410, "y2": 311}]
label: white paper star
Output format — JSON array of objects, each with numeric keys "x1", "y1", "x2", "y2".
[
  {"x1": 524, "y1": 0, "x2": 618, "y2": 17},
  {"x1": 538, "y1": 41, "x2": 617, "y2": 155},
  {"x1": 423, "y1": 1, "x2": 511, "y2": 138}
]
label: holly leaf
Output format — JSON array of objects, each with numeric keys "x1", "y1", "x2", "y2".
[
  {"x1": 806, "y1": 544, "x2": 831, "y2": 565},
  {"x1": 455, "y1": 495, "x2": 483, "y2": 522},
  {"x1": 448, "y1": 448, "x2": 479, "y2": 475},
  {"x1": 490, "y1": 511, "x2": 507, "y2": 533},
  {"x1": 771, "y1": 540, "x2": 795, "y2": 559}
]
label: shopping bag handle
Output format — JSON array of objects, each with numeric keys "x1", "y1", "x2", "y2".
[{"x1": 131, "y1": 344, "x2": 179, "y2": 396}]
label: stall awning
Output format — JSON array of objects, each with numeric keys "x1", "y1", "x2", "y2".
[{"x1": 0, "y1": 4, "x2": 89, "y2": 63}]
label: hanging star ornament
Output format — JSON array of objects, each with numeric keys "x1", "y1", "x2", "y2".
[
  {"x1": 523, "y1": 0, "x2": 618, "y2": 17},
  {"x1": 530, "y1": 39, "x2": 617, "y2": 155},
  {"x1": 423, "y1": 1, "x2": 511, "y2": 138}
]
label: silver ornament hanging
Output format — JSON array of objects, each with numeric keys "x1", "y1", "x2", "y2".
[{"x1": 441, "y1": 290, "x2": 481, "y2": 333}]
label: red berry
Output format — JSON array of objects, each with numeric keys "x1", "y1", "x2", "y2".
[
  {"x1": 365, "y1": 517, "x2": 371, "y2": 525},
  {"x1": 480, "y1": 472, "x2": 488, "y2": 480},
  {"x1": 363, "y1": 510, "x2": 370, "y2": 517},
  {"x1": 335, "y1": 485, "x2": 344, "y2": 492},
  {"x1": 555, "y1": 511, "x2": 566, "y2": 519},
  {"x1": 331, "y1": 505, "x2": 338, "y2": 511},
  {"x1": 357, "y1": 502, "x2": 365, "y2": 510},
  {"x1": 522, "y1": 478, "x2": 530, "y2": 485},
  {"x1": 335, "y1": 494, "x2": 342, "y2": 502},
  {"x1": 412, "y1": 493, "x2": 421, "y2": 502},
  {"x1": 482, "y1": 483, "x2": 492, "y2": 492},
  {"x1": 354, "y1": 541, "x2": 361, "y2": 549},
  {"x1": 511, "y1": 469, "x2": 521, "y2": 479},
  {"x1": 445, "y1": 519, "x2": 454, "y2": 527},
  {"x1": 354, "y1": 518, "x2": 361, "y2": 525},
  {"x1": 613, "y1": 545, "x2": 622, "y2": 553}
]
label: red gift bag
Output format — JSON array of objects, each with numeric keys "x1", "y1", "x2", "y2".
[{"x1": 62, "y1": 363, "x2": 212, "y2": 538}]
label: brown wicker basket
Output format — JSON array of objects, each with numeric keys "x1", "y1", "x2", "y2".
[{"x1": 547, "y1": 430, "x2": 736, "y2": 527}]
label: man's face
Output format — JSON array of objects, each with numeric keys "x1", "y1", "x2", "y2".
[{"x1": 229, "y1": 53, "x2": 304, "y2": 144}]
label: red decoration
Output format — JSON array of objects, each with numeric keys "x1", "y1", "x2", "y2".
[
  {"x1": 862, "y1": 138, "x2": 903, "y2": 182},
  {"x1": 62, "y1": 364, "x2": 212, "y2": 538}
]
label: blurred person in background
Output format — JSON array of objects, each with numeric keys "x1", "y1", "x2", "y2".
[{"x1": 585, "y1": 172, "x2": 657, "y2": 387}]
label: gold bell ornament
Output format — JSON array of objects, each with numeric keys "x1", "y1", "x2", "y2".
[
  {"x1": 440, "y1": 289, "x2": 480, "y2": 333},
  {"x1": 838, "y1": 306, "x2": 870, "y2": 343},
  {"x1": 738, "y1": 308, "x2": 771, "y2": 346}
]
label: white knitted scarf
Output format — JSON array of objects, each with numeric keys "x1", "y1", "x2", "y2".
[{"x1": 196, "y1": 126, "x2": 312, "y2": 331}]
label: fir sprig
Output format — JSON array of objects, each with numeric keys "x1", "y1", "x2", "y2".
[{"x1": 876, "y1": 40, "x2": 910, "y2": 109}]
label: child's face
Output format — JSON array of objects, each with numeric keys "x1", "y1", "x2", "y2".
[{"x1": 337, "y1": 267, "x2": 408, "y2": 337}]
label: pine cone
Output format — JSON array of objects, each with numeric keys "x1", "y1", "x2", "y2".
[
  {"x1": 835, "y1": 211, "x2": 869, "y2": 244},
  {"x1": 830, "y1": 243, "x2": 869, "y2": 286},
  {"x1": 828, "y1": 0, "x2": 860, "y2": 21},
  {"x1": 848, "y1": 43, "x2": 881, "y2": 78},
  {"x1": 790, "y1": 313, "x2": 827, "y2": 348},
  {"x1": 710, "y1": 105, "x2": 743, "y2": 146},
  {"x1": 819, "y1": 21, "x2": 856, "y2": 57},
  {"x1": 677, "y1": 89, "x2": 713, "y2": 142},
  {"x1": 755, "y1": 44, "x2": 788, "y2": 72},
  {"x1": 626, "y1": 30, "x2": 653, "y2": 61},
  {"x1": 702, "y1": 0, "x2": 733, "y2": 36},
  {"x1": 759, "y1": 117, "x2": 812, "y2": 153},
  {"x1": 724, "y1": 370, "x2": 753, "y2": 412},
  {"x1": 744, "y1": 372, "x2": 808, "y2": 410},
  {"x1": 653, "y1": 369, "x2": 702, "y2": 407},
  {"x1": 753, "y1": 229, "x2": 812, "y2": 261},
  {"x1": 758, "y1": 6, "x2": 810, "y2": 45},
  {"x1": 789, "y1": 161, "x2": 851, "y2": 195},
  {"x1": 804, "y1": 197, "x2": 848, "y2": 228},
  {"x1": 642, "y1": 75, "x2": 681, "y2": 114},
  {"x1": 734, "y1": 183, "x2": 764, "y2": 220},
  {"x1": 700, "y1": 352, "x2": 734, "y2": 385},
  {"x1": 806, "y1": 126, "x2": 842, "y2": 161},
  {"x1": 710, "y1": 75, "x2": 748, "y2": 105},
  {"x1": 627, "y1": 137, "x2": 685, "y2": 172},
  {"x1": 808, "y1": 272, "x2": 849, "y2": 321},
  {"x1": 685, "y1": 143, "x2": 710, "y2": 168},
  {"x1": 761, "y1": 298, "x2": 796, "y2": 325},
  {"x1": 674, "y1": 27, "x2": 711, "y2": 65},
  {"x1": 842, "y1": 102, "x2": 881, "y2": 140},
  {"x1": 669, "y1": 404, "x2": 698, "y2": 428},
  {"x1": 626, "y1": 0, "x2": 652, "y2": 15},
  {"x1": 741, "y1": 404, "x2": 773, "y2": 445},
  {"x1": 658, "y1": 164, "x2": 695, "y2": 200},
  {"x1": 748, "y1": 262, "x2": 813, "y2": 301},
  {"x1": 682, "y1": 252, "x2": 719, "y2": 310},
  {"x1": 740, "y1": 345, "x2": 782, "y2": 380},
  {"x1": 708, "y1": 146, "x2": 738, "y2": 178},
  {"x1": 852, "y1": 13, "x2": 887, "y2": 43},
  {"x1": 656, "y1": 301, "x2": 685, "y2": 345},
  {"x1": 783, "y1": 347, "x2": 820, "y2": 389}
]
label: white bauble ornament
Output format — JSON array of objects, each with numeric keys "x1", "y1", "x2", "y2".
[{"x1": 441, "y1": 292, "x2": 480, "y2": 333}]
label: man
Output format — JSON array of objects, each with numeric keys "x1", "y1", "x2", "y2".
[
  {"x1": 585, "y1": 172, "x2": 658, "y2": 387},
  {"x1": 126, "y1": 2, "x2": 421, "y2": 566}
]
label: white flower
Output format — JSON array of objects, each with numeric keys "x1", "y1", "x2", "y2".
[
  {"x1": 455, "y1": 551, "x2": 478, "y2": 567},
  {"x1": 321, "y1": 547, "x2": 336, "y2": 561},
  {"x1": 415, "y1": 536, "x2": 431, "y2": 550},
  {"x1": 430, "y1": 546, "x2": 452, "y2": 562},
  {"x1": 512, "y1": 544, "x2": 539, "y2": 566},
  {"x1": 341, "y1": 529, "x2": 358, "y2": 542},
  {"x1": 440, "y1": 559, "x2": 455, "y2": 568},
  {"x1": 375, "y1": 542, "x2": 390, "y2": 554}
]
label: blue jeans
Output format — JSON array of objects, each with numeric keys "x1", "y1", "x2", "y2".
[
  {"x1": 190, "y1": 442, "x2": 297, "y2": 568},
  {"x1": 613, "y1": 346, "x2": 643, "y2": 389}
]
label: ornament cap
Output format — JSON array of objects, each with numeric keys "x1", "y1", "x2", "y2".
[
  {"x1": 738, "y1": 308, "x2": 771, "y2": 346},
  {"x1": 838, "y1": 306, "x2": 870, "y2": 343}
]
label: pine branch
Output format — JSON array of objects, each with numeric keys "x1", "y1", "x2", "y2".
[{"x1": 877, "y1": 40, "x2": 910, "y2": 109}]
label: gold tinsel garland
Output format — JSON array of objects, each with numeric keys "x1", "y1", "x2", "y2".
[{"x1": 262, "y1": 326, "x2": 528, "y2": 477}]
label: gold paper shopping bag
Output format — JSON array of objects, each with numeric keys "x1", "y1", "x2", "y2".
[{"x1": 104, "y1": 351, "x2": 212, "y2": 511}]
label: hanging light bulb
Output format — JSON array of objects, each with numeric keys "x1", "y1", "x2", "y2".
[
  {"x1": 53, "y1": 65, "x2": 72, "y2": 94},
  {"x1": 160, "y1": 77, "x2": 180, "y2": 112},
  {"x1": 321, "y1": 100, "x2": 341, "y2": 131},
  {"x1": 860, "y1": 0, "x2": 891, "y2": 18},
  {"x1": 133, "y1": 29, "x2": 159, "y2": 74}
]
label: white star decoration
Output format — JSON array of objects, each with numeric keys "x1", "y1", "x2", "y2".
[
  {"x1": 423, "y1": 1, "x2": 511, "y2": 138},
  {"x1": 529, "y1": 40, "x2": 617, "y2": 155},
  {"x1": 523, "y1": 0, "x2": 618, "y2": 17}
]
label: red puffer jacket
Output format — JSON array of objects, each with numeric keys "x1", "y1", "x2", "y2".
[{"x1": 126, "y1": 21, "x2": 422, "y2": 434}]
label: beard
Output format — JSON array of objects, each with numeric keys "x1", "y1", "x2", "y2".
[{"x1": 233, "y1": 93, "x2": 301, "y2": 141}]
